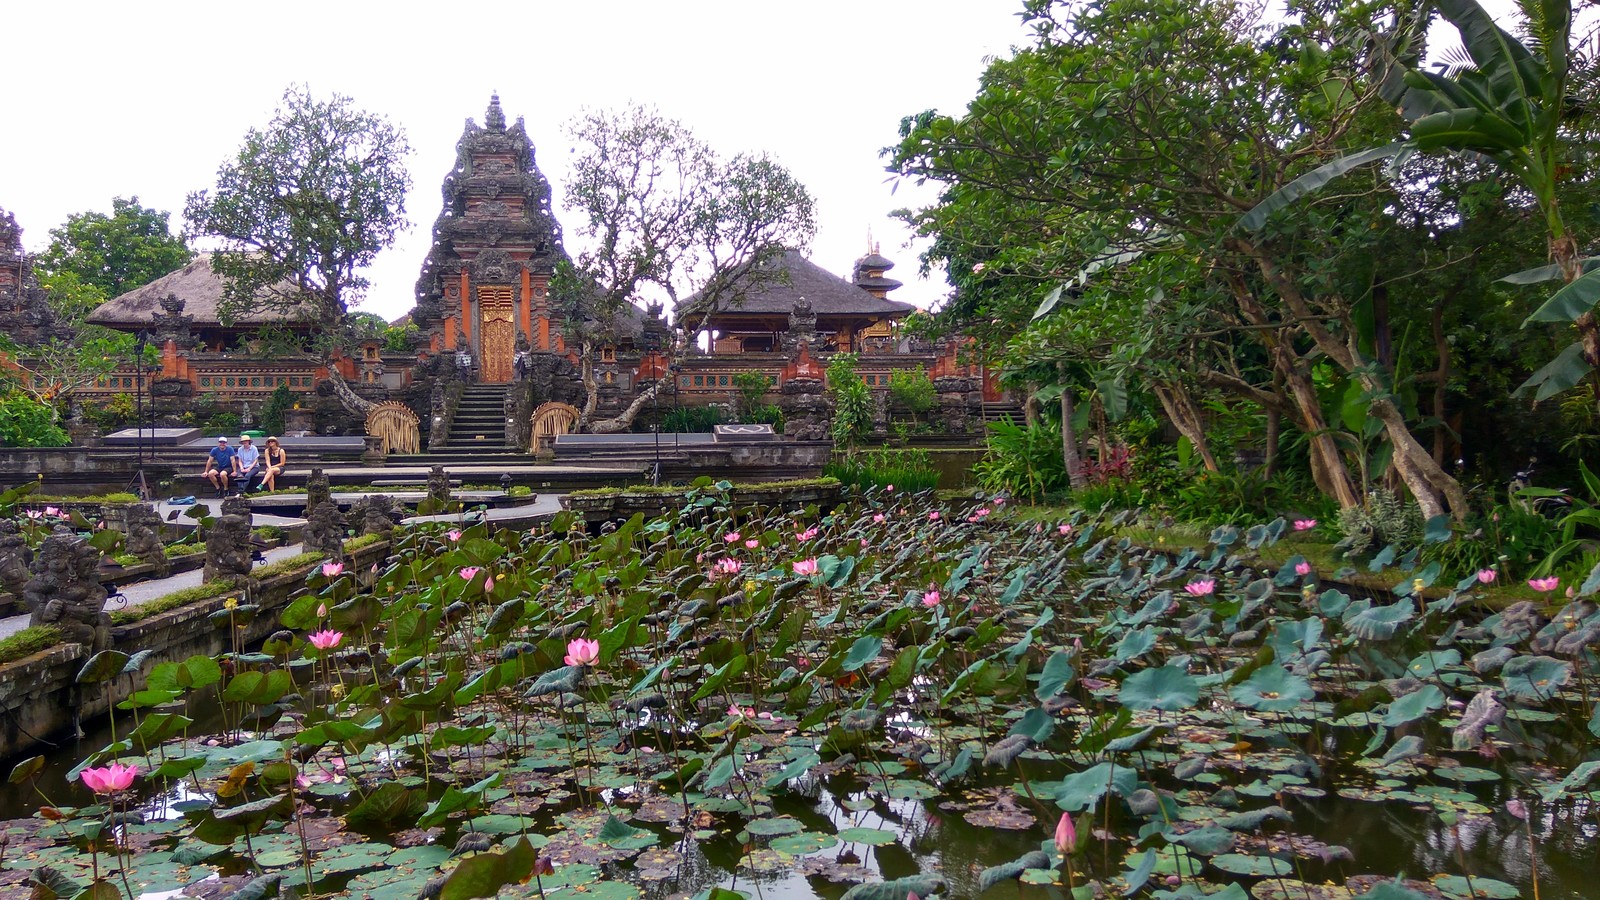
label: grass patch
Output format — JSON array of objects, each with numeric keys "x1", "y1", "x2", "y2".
[
  {"x1": 164, "y1": 543, "x2": 204, "y2": 558},
  {"x1": 344, "y1": 534, "x2": 384, "y2": 552},
  {"x1": 27, "y1": 492, "x2": 142, "y2": 504},
  {"x1": 253, "y1": 552, "x2": 325, "y2": 581},
  {"x1": 110, "y1": 580, "x2": 236, "y2": 626},
  {"x1": 0, "y1": 626, "x2": 64, "y2": 666}
]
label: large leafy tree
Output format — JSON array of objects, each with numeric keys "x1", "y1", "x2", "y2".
[
  {"x1": 36, "y1": 197, "x2": 190, "y2": 298},
  {"x1": 185, "y1": 85, "x2": 412, "y2": 325},
  {"x1": 889, "y1": 0, "x2": 1496, "y2": 518},
  {"x1": 558, "y1": 105, "x2": 816, "y2": 433}
]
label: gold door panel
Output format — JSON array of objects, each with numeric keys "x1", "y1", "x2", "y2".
[{"x1": 478, "y1": 285, "x2": 516, "y2": 383}]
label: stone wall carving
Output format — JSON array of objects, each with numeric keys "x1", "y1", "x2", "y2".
[
  {"x1": 0, "y1": 520, "x2": 31, "y2": 599},
  {"x1": 304, "y1": 500, "x2": 348, "y2": 559},
  {"x1": 25, "y1": 527, "x2": 111, "y2": 651},
  {"x1": 305, "y1": 468, "x2": 332, "y2": 518},
  {"x1": 124, "y1": 502, "x2": 169, "y2": 577},
  {"x1": 204, "y1": 496, "x2": 253, "y2": 583},
  {"x1": 350, "y1": 494, "x2": 401, "y2": 538}
]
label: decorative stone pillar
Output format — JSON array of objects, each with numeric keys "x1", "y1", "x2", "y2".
[
  {"x1": 427, "y1": 466, "x2": 452, "y2": 507},
  {"x1": 933, "y1": 375, "x2": 977, "y2": 436},
  {"x1": 25, "y1": 527, "x2": 111, "y2": 652},
  {"x1": 0, "y1": 520, "x2": 32, "y2": 601},
  {"x1": 349, "y1": 495, "x2": 400, "y2": 538},
  {"x1": 123, "y1": 502, "x2": 169, "y2": 577},
  {"x1": 361, "y1": 434, "x2": 387, "y2": 466},
  {"x1": 304, "y1": 500, "x2": 349, "y2": 560},
  {"x1": 305, "y1": 468, "x2": 332, "y2": 518},
  {"x1": 204, "y1": 496, "x2": 253, "y2": 584}
]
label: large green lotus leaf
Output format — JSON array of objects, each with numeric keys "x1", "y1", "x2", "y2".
[
  {"x1": 1119, "y1": 664, "x2": 1200, "y2": 711},
  {"x1": 744, "y1": 816, "x2": 804, "y2": 837},
  {"x1": 1114, "y1": 626, "x2": 1157, "y2": 662},
  {"x1": 438, "y1": 835, "x2": 539, "y2": 900},
  {"x1": 1382, "y1": 686, "x2": 1446, "y2": 727},
  {"x1": 1036, "y1": 649, "x2": 1077, "y2": 700},
  {"x1": 978, "y1": 851, "x2": 1054, "y2": 892},
  {"x1": 1345, "y1": 601, "x2": 1415, "y2": 641},
  {"x1": 1211, "y1": 854, "x2": 1292, "y2": 876},
  {"x1": 1053, "y1": 762, "x2": 1139, "y2": 812},
  {"x1": 1501, "y1": 655, "x2": 1572, "y2": 700},
  {"x1": 344, "y1": 781, "x2": 426, "y2": 832},
  {"x1": 597, "y1": 815, "x2": 658, "y2": 850},
  {"x1": 769, "y1": 832, "x2": 838, "y2": 855},
  {"x1": 839, "y1": 875, "x2": 946, "y2": 900},
  {"x1": 1405, "y1": 649, "x2": 1461, "y2": 678},
  {"x1": 837, "y1": 826, "x2": 898, "y2": 846},
  {"x1": 1230, "y1": 665, "x2": 1314, "y2": 712}
]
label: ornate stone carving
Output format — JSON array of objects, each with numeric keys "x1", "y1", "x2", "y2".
[
  {"x1": 0, "y1": 207, "x2": 63, "y2": 347},
  {"x1": 304, "y1": 500, "x2": 348, "y2": 559},
  {"x1": 779, "y1": 375, "x2": 832, "y2": 442},
  {"x1": 0, "y1": 520, "x2": 30, "y2": 598},
  {"x1": 782, "y1": 295, "x2": 819, "y2": 353},
  {"x1": 473, "y1": 249, "x2": 513, "y2": 283},
  {"x1": 349, "y1": 494, "x2": 401, "y2": 538},
  {"x1": 25, "y1": 527, "x2": 111, "y2": 651},
  {"x1": 151, "y1": 294, "x2": 196, "y2": 348},
  {"x1": 124, "y1": 502, "x2": 169, "y2": 577},
  {"x1": 204, "y1": 496, "x2": 253, "y2": 583},
  {"x1": 427, "y1": 466, "x2": 452, "y2": 506}
]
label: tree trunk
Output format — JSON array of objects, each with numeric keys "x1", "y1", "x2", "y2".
[
  {"x1": 1024, "y1": 382, "x2": 1041, "y2": 427},
  {"x1": 1279, "y1": 357, "x2": 1362, "y2": 510},
  {"x1": 1263, "y1": 407, "x2": 1280, "y2": 478},
  {"x1": 1059, "y1": 378, "x2": 1088, "y2": 491},
  {"x1": 1152, "y1": 381, "x2": 1219, "y2": 471}
]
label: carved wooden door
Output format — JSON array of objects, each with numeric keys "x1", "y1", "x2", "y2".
[{"x1": 478, "y1": 286, "x2": 515, "y2": 383}]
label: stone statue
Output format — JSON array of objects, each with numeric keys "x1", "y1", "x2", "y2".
[
  {"x1": 0, "y1": 519, "x2": 31, "y2": 599},
  {"x1": 204, "y1": 496, "x2": 253, "y2": 583},
  {"x1": 427, "y1": 466, "x2": 452, "y2": 506},
  {"x1": 304, "y1": 500, "x2": 349, "y2": 559},
  {"x1": 123, "y1": 503, "x2": 169, "y2": 577},
  {"x1": 24, "y1": 527, "x2": 111, "y2": 651},
  {"x1": 350, "y1": 494, "x2": 401, "y2": 538},
  {"x1": 305, "y1": 468, "x2": 332, "y2": 518}
]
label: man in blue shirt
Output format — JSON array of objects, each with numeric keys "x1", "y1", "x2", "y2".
[
  {"x1": 204, "y1": 437, "x2": 235, "y2": 497},
  {"x1": 233, "y1": 435, "x2": 262, "y2": 495}
]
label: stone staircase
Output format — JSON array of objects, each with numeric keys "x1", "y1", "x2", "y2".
[{"x1": 441, "y1": 384, "x2": 512, "y2": 450}]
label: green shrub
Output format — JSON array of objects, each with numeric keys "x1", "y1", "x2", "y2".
[
  {"x1": 0, "y1": 393, "x2": 69, "y2": 448},
  {"x1": 164, "y1": 543, "x2": 204, "y2": 558},
  {"x1": 1337, "y1": 489, "x2": 1424, "y2": 558},
  {"x1": 827, "y1": 354, "x2": 872, "y2": 447},
  {"x1": 260, "y1": 383, "x2": 294, "y2": 436},
  {"x1": 344, "y1": 533, "x2": 384, "y2": 551},
  {"x1": 888, "y1": 368, "x2": 936, "y2": 423},
  {"x1": 661, "y1": 406, "x2": 723, "y2": 433},
  {"x1": 974, "y1": 418, "x2": 1067, "y2": 500},
  {"x1": 0, "y1": 626, "x2": 63, "y2": 665}
]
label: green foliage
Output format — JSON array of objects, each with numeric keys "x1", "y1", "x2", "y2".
[
  {"x1": 827, "y1": 353, "x2": 872, "y2": 447},
  {"x1": 1338, "y1": 489, "x2": 1425, "y2": 558},
  {"x1": 185, "y1": 85, "x2": 413, "y2": 323},
  {"x1": 383, "y1": 322, "x2": 419, "y2": 352},
  {"x1": 660, "y1": 405, "x2": 722, "y2": 433},
  {"x1": 975, "y1": 418, "x2": 1067, "y2": 500},
  {"x1": 0, "y1": 626, "x2": 63, "y2": 666},
  {"x1": 109, "y1": 581, "x2": 234, "y2": 626},
  {"x1": 36, "y1": 196, "x2": 191, "y2": 297},
  {"x1": 251, "y1": 551, "x2": 325, "y2": 580},
  {"x1": 732, "y1": 371, "x2": 772, "y2": 410},
  {"x1": 260, "y1": 383, "x2": 294, "y2": 437},
  {"x1": 344, "y1": 533, "x2": 384, "y2": 551},
  {"x1": 825, "y1": 448, "x2": 939, "y2": 493},
  {"x1": 887, "y1": 368, "x2": 936, "y2": 422},
  {"x1": 0, "y1": 392, "x2": 69, "y2": 447}
]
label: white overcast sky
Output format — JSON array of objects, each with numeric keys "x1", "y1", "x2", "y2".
[{"x1": 0, "y1": 1, "x2": 1028, "y2": 321}]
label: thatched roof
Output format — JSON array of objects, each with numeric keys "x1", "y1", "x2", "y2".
[
  {"x1": 682, "y1": 249, "x2": 916, "y2": 319},
  {"x1": 87, "y1": 255, "x2": 320, "y2": 329}
]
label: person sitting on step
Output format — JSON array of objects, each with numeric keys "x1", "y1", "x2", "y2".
[
  {"x1": 260, "y1": 436, "x2": 288, "y2": 492},
  {"x1": 232, "y1": 435, "x2": 263, "y2": 495},
  {"x1": 203, "y1": 436, "x2": 235, "y2": 497}
]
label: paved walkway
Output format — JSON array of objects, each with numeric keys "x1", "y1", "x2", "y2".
[
  {"x1": 153, "y1": 498, "x2": 305, "y2": 530},
  {"x1": 403, "y1": 492, "x2": 565, "y2": 526},
  {"x1": 0, "y1": 543, "x2": 309, "y2": 641}
]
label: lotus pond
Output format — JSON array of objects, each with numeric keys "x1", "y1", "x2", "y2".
[{"x1": 1, "y1": 488, "x2": 1598, "y2": 899}]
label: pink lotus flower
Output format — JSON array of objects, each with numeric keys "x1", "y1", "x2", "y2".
[
  {"x1": 321, "y1": 562, "x2": 343, "y2": 578},
  {"x1": 564, "y1": 638, "x2": 600, "y2": 667},
  {"x1": 447, "y1": 529, "x2": 462, "y2": 542},
  {"x1": 928, "y1": 511, "x2": 940, "y2": 522},
  {"x1": 484, "y1": 575, "x2": 495, "y2": 593},
  {"x1": 976, "y1": 508, "x2": 991, "y2": 517},
  {"x1": 1058, "y1": 524, "x2": 1072, "y2": 535},
  {"x1": 1477, "y1": 569, "x2": 1497, "y2": 584},
  {"x1": 1054, "y1": 811, "x2": 1076, "y2": 853},
  {"x1": 316, "y1": 603, "x2": 328, "y2": 617},
  {"x1": 1506, "y1": 798, "x2": 1528, "y2": 821},
  {"x1": 885, "y1": 484, "x2": 895, "y2": 492},
  {"x1": 745, "y1": 538, "x2": 759, "y2": 549},
  {"x1": 459, "y1": 566, "x2": 481, "y2": 581},
  {"x1": 921, "y1": 589, "x2": 941, "y2": 608},
  {"x1": 728, "y1": 703, "x2": 755, "y2": 719},
  {"x1": 81, "y1": 762, "x2": 139, "y2": 794},
  {"x1": 44, "y1": 506, "x2": 60, "y2": 517},
  {"x1": 860, "y1": 538, "x2": 869, "y2": 548},
  {"x1": 1184, "y1": 579, "x2": 1216, "y2": 596},
  {"x1": 873, "y1": 513, "x2": 886, "y2": 523},
  {"x1": 993, "y1": 496, "x2": 1006, "y2": 506},
  {"x1": 25, "y1": 510, "x2": 41, "y2": 520},
  {"x1": 1528, "y1": 576, "x2": 1560, "y2": 592},
  {"x1": 1293, "y1": 519, "x2": 1317, "y2": 531},
  {"x1": 1295, "y1": 562, "x2": 1312, "y2": 576},
  {"x1": 714, "y1": 558, "x2": 742, "y2": 577},
  {"x1": 796, "y1": 527, "x2": 819, "y2": 542},
  {"x1": 724, "y1": 531, "x2": 741, "y2": 543},
  {"x1": 308, "y1": 630, "x2": 343, "y2": 650},
  {"x1": 966, "y1": 515, "x2": 979, "y2": 523},
  {"x1": 793, "y1": 558, "x2": 819, "y2": 577}
]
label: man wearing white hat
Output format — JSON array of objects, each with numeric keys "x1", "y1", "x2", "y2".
[{"x1": 203, "y1": 436, "x2": 235, "y2": 497}]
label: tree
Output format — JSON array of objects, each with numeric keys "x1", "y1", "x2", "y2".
[
  {"x1": 185, "y1": 85, "x2": 412, "y2": 324},
  {"x1": 889, "y1": 0, "x2": 1485, "y2": 518},
  {"x1": 36, "y1": 197, "x2": 189, "y2": 297},
  {"x1": 887, "y1": 368, "x2": 936, "y2": 425},
  {"x1": 828, "y1": 354, "x2": 873, "y2": 447},
  {"x1": 557, "y1": 105, "x2": 816, "y2": 433}
]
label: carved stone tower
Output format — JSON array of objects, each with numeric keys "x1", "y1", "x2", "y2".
[
  {"x1": 0, "y1": 208, "x2": 63, "y2": 347},
  {"x1": 413, "y1": 95, "x2": 567, "y2": 383}
]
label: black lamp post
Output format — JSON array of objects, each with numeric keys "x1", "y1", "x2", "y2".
[{"x1": 132, "y1": 331, "x2": 150, "y2": 500}]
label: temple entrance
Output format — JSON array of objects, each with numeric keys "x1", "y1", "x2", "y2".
[{"x1": 478, "y1": 285, "x2": 516, "y2": 383}]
